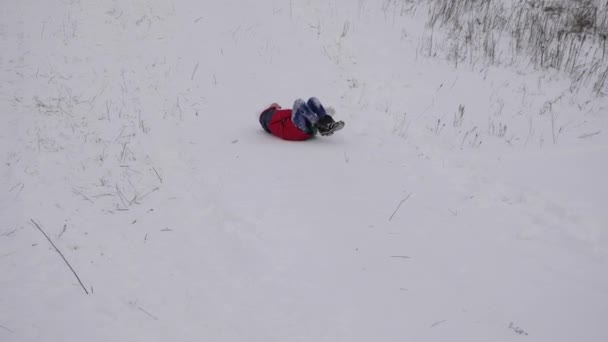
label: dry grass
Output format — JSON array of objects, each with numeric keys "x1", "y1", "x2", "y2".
[{"x1": 415, "y1": 0, "x2": 608, "y2": 95}]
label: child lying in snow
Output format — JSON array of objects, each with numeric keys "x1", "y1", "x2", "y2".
[{"x1": 259, "y1": 97, "x2": 344, "y2": 141}]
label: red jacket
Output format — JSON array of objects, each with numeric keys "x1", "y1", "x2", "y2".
[{"x1": 259, "y1": 107, "x2": 313, "y2": 141}]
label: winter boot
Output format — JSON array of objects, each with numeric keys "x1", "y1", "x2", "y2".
[{"x1": 316, "y1": 115, "x2": 345, "y2": 136}]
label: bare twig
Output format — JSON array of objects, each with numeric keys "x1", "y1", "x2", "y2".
[
  {"x1": 176, "y1": 96, "x2": 183, "y2": 120},
  {"x1": 115, "y1": 184, "x2": 129, "y2": 207},
  {"x1": 30, "y1": 219, "x2": 89, "y2": 295},
  {"x1": 509, "y1": 322, "x2": 529, "y2": 335},
  {"x1": 0, "y1": 323, "x2": 14, "y2": 333},
  {"x1": 137, "y1": 187, "x2": 159, "y2": 202},
  {"x1": 389, "y1": 192, "x2": 412, "y2": 221},
  {"x1": 430, "y1": 320, "x2": 446, "y2": 328},
  {"x1": 551, "y1": 111, "x2": 557, "y2": 144},
  {"x1": 106, "y1": 100, "x2": 111, "y2": 122},
  {"x1": 578, "y1": 130, "x2": 601, "y2": 139},
  {"x1": 114, "y1": 127, "x2": 125, "y2": 143},
  {"x1": 72, "y1": 188, "x2": 94, "y2": 204},
  {"x1": 9, "y1": 182, "x2": 22, "y2": 192},
  {"x1": 137, "y1": 306, "x2": 159, "y2": 320},
  {"x1": 12, "y1": 183, "x2": 24, "y2": 199},
  {"x1": 92, "y1": 193, "x2": 114, "y2": 199},
  {"x1": 58, "y1": 224, "x2": 67, "y2": 239},
  {"x1": 2, "y1": 228, "x2": 18, "y2": 237},
  {"x1": 191, "y1": 62, "x2": 199, "y2": 80},
  {"x1": 390, "y1": 255, "x2": 411, "y2": 259},
  {"x1": 152, "y1": 167, "x2": 163, "y2": 183},
  {"x1": 120, "y1": 142, "x2": 128, "y2": 162}
]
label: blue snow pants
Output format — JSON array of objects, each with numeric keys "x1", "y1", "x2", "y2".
[{"x1": 292, "y1": 97, "x2": 330, "y2": 135}]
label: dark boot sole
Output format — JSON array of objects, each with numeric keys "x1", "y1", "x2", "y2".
[{"x1": 319, "y1": 121, "x2": 345, "y2": 136}]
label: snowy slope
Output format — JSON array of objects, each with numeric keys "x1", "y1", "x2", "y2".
[{"x1": 1, "y1": 1, "x2": 607, "y2": 341}]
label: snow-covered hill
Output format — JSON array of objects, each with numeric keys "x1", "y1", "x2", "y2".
[{"x1": 1, "y1": 1, "x2": 607, "y2": 341}]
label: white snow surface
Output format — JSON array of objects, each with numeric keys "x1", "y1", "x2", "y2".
[{"x1": 1, "y1": 1, "x2": 607, "y2": 341}]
